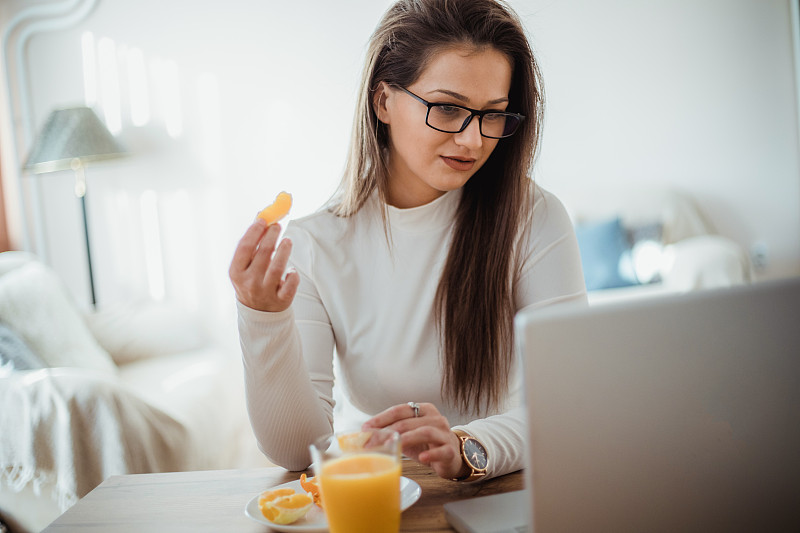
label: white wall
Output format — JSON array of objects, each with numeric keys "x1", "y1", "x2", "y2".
[
  {"x1": 2, "y1": 0, "x2": 799, "y2": 348},
  {"x1": 523, "y1": 0, "x2": 800, "y2": 280}
]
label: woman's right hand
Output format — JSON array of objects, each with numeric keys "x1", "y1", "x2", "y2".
[{"x1": 229, "y1": 219, "x2": 299, "y2": 312}]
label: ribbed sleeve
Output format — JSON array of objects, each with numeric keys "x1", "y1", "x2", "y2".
[{"x1": 237, "y1": 302, "x2": 334, "y2": 471}]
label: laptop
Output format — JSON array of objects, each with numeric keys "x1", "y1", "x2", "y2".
[{"x1": 445, "y1": 278, "x2": 800, "y2": 533}]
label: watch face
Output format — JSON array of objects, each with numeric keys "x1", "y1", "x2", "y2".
[{"x1": 464, "y1": 438, "x2": 488, "y2": 470}]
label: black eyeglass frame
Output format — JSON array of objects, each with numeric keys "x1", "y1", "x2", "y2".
[{"x1": 393, "y1": 85, "x2": 525, "y2": 139}]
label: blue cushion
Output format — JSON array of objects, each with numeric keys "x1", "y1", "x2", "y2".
[
  {"x1": 575, "y1": 217, "x2": 638, "y2": 291},
  {"x1": 0, "y1": 321, "x2": 45, "y2": 371}
]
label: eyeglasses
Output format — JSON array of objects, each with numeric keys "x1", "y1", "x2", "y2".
[{"x1": 394, "y1": 86, "x2": 525, "y2": 139}]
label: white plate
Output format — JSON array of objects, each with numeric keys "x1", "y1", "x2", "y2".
[{"x1": 244, "y1": 476, "x2": 422, "y2": 532}]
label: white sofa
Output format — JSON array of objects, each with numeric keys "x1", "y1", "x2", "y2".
[
  {"x1": 557, "y1": 186, "x2": 752, "y2": 304},
  {"x1": 0, "y1": 252, "x2": 270, "y2": 533}
]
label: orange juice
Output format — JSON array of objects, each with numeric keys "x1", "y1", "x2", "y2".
[{"x1": 319, "y1": 452, "x2": 401, "y2": 533}]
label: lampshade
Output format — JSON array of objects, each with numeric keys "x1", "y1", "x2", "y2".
[{"x1": 24, "y1": 106, "x2": 126, "y2": 174}]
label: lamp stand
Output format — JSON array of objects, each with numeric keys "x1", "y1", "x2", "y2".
[{"x1": 72, "y1": 159, "x2": 97, "y2": 308}]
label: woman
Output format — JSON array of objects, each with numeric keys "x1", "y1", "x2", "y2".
[{"x1": 229, "y1": 0, "x2": 586, "y2": 481}]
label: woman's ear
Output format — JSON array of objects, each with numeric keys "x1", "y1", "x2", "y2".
[{"x1": 373, "y1": 81, "x2": 391, "y2": 124}]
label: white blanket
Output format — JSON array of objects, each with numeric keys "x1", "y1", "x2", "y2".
[
  {"x1": 0, "y1": 367, "x2": 190, "y2": 511},
  {"x1": 0, "y1": 252, "x2": 266, "y2": 526}
]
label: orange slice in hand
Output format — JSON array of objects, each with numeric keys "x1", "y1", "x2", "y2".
[
  {"x1": 257, "y1": 191, "x2": 292, "y2": 226},
  {"x1": 299, "y1": 473, "x2": 323, "y2": 508},
  {"x1": 258, "y1": 488, "x2": 313, "y2": 525},
  {"x1": 337, "y1": 431, "x2": 372, "y2": 452}
]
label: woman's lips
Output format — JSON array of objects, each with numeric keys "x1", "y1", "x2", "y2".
[{"x1": 441, "y1": 156, "x2": 476, "y2": 171}]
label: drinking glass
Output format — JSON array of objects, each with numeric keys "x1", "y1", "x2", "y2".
[{"x1": 309, "y1": 429, "x2": 401, "y2": 533}]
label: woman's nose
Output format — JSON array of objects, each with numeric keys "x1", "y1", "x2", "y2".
[{"x1": 453, "y1": 116, "x2": 483, "y2": 149}]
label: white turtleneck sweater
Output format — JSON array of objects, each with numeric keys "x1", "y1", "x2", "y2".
[{"x1": 237, "y1": 183, "x2": 587, "y2": 477}]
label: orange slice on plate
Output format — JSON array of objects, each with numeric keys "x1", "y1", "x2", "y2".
[
  {"x1": 299, "y1": 473, "x2": 323, "y2": 508},
  {"x1": 257, "y1": 191, "x2": 292, "y2": 226},
  {"x1": 258, "y1": 487, "x2": 313, "y2": 525}
]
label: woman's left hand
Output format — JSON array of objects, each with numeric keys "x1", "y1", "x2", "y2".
[{"x1": 362, "y1": 402, "x2": 464, "y2": 480}]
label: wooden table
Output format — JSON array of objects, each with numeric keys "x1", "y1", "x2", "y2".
[{"x1": 42, "y1": 459, "x2": 523, "y2": 532}]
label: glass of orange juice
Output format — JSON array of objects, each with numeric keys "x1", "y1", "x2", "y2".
[{"x1": 309, "y1": 429, "x2": 401, "y2": 533}]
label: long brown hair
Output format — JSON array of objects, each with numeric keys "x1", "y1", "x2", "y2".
[{"x1": 333, "y1": 0, "x2": 544, "y2": 415}]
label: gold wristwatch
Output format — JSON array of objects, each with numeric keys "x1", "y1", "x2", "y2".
[{"x1": 451, "y1": 429, "x2": 488, "y2": 482}]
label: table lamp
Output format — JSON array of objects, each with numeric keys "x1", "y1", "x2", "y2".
[{"x1": 23, "y1": 106, "x2": 126, "y2": 307}]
